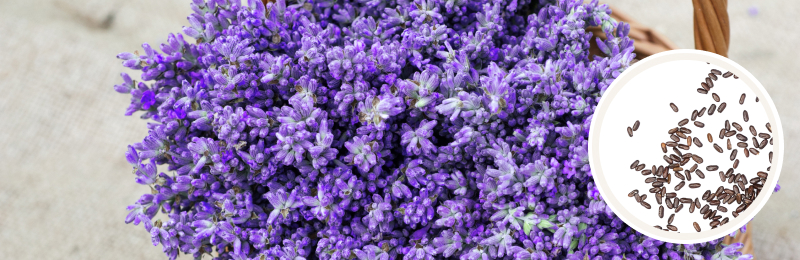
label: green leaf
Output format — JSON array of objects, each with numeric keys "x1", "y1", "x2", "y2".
[
  {"x1": 523, "y1": 221, "x2": 534, "y2": 235},
  {"x1": 568, "y1": 238, "x2": 578, "y2": 254},
  {"x1": 537, "y1": 220, "x2": 554, "y2": 229},
  {"x1": 579, "y1": 223, "x2": 588, "y2": 231},
  {"x1": 548, "y1": 214, "x2": 557, "y2": 222}
]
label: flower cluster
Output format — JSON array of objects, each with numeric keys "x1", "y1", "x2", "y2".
[{"x1": 114, "y1": 0, "x2": 755, "y2": 259}]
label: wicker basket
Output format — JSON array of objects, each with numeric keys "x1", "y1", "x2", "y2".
[{"x1": 589, "y1": 0, "x2": 755, "y2": 257}]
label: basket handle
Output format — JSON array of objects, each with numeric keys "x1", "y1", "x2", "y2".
[{"x1": 692, "y1": 0, "x2": 730, "y2": 57}]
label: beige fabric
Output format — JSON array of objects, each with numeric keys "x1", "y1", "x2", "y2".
[{"x1": 0, "y1": 0, "x2": 798, "y2": 259}]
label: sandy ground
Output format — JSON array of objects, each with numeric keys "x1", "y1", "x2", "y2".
[{"x1": 0, "y1": 0, "x2": 798, "y2": 259}]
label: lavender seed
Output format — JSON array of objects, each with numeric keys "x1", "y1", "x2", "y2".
[
  {"x1": 739, "y1": 94, "x2": 746, "y2": 105},
  {"x1": 670, "y1": 103, "x2": 679, "y2": 112},
  {"x1": 723, "y1": 71, "x2": 733, "y2": 78},
  {"x1": 694, "y1": 121, "x2": 705, "y2": 128},
  {"x1": 695, "y1": 170, "x2": 705, "y2": 179},
  {"x1": 712, "y1": 93, "x2": 720, "y2": 102},
  {"x1": 689, "y1": 183, "x2": 701, "y2": 189},
  {"x1": 718, "y1": 102, "x2": 727, "y2": 113},
  {"x1": 633, "y1": 120, "x2": 640, "y2": 131},
  {"x1": 732, "y1": 122, "x2": 743, "y2": 132},
  {"x1": 675, "y1": 181, "x2": 685, "y2": 191},
  {"x1": 667, "y1": 225, "x2": 678, "y2": 231}
]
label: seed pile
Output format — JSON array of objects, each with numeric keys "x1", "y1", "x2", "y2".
[{"x1": 628, "y1": 68, "x2": 774, "y2": 233}]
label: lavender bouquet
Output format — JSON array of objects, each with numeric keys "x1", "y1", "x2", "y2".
[{"x1": 114, "y1": 0, "x2": 754, "y2": 259}]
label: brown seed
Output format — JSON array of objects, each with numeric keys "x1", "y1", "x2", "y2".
[
  {"x1": 694, "y1": 222, "x2": 701, "y2": 232},
  {"x1": 655, "y1": 225, "x2": 663, "y2": 229},
  {"x1": 770, "y1": 151, "x2": 773, "y2": 163},
  {"x1": 667, "y1": 225, "x2": 678, "y2": 231},
  {"x1": 666, "y1": 141, "x2": 677, "y2": 147},
  {"x1": 706, "y1": 165, "x2": 718, "y2": 171},
  {"x1": 675, "y1": 203, "x2": 684, "y2": 213},
  {"x1": 730, "y1": 149, "x2": 737, "y2": 161},
  {"x1": 668, "y1": 214, "x2": 675, "y2": 224},
  {"x1": 721, "y1": 217, "x2": 729, "y2": 225},
  {"x1": 737, "y1": 142, "x2": 748, "y2": 148},
  {"x1": 713, "y1": 144, "x2": 723, "y2": 153},
  {"x1": 734, "y1": 75, "x2": 739, "y2": 79},
  {"x1": 653, "y1": 182, "x2": 664, "y2": 188},
  {"x1": 743, "y1": 148, "x2": 750, "y2": 158},
  {"x1": 666, "y1": 197, "x2": 674, "y2": 208},
  {"x1": 718, "y1": 206, "x2": 728, "y2": 213},
  {"x1": 689, "y1": 183, "x2": 701, "y2": 189},
  {"x1": 749, "y1": 126, "x2": 757, "y2": 136},
  {"x1": 678, "y1": 144, "x2": 690, "y2": 150},
  {"x1": 743, "y1": 110, "x2": 749, "y2": 122},
  {"x1": 689, "y1": 200, "x2": 696, "y2": 213},
  {"x1": 627, "y1": 127, "x2": 633, "y2": 137},
  {"x1": 675, "y1": 181, "x2": 685, "y2": 191},
  {"x1": 733, "y1": 211, "x2": 739, "y2": 218},
  {"x1": 670, "y1": 135, "x2": 680, "y2": 142},
  {"x1": 678, "y1": 119, "x2": 689, "y2": 126},
  {"x1": 708, "y1": 104, "x2": 716, "y2": 115},
  {"x1": 733, "y1": 159, "x2": 740, "y2": 168},
  {"x1": 687, "y1": 136, "x2": 692, "y2": 146},
  {"x1": 727, "y1": 139, "x2": 732, "y2": 150},
  {"x1": 630, "y1": 160, "x2": 639, "y2": 169},
  {"x1": 695, "y1": 169, "x2": 705, "y2": 179},
  {"x1": 636, "y1": 164, "x2": 646, "y2": 171},
  {"x1": 706, "y1": 77, "x2": 714, "y2": 87},
  {"x1": 689, "y1": 164, "x2": 698, "y2": 172},
  {"x1": 753, "y1": 137, "x2": 760, "y2": 148},
  {"x1": 691, "y1": 154, "x2": 703, "y2": 163},
  {"x1": 759, "y1": 133, "x2": 771, "y2": 139},
  {"x1": 760, "y1": 138, "x2": 768, "y2": 149},
  {"x1": 767, "y1": 123, "x2": 772, "y2": 133},
  {"x1": 676, "y1": 131, "x2": 687, "y2": 139},
  {"x1": 691, "y1": 110, "x2": 698, "y2": 121},
  {"x1": 666, "y1": 192, "x2": 677, "y2": 198},
  {"x1": 719, "y1": 171, "x2": 726, "y2": 181},
  {"x1": 726, "y1": 130, "x2": 736, "y2": 137},
  {"x1": 718, "y1": 102, "x2": 727, "y2": 113},
  {"x1": 732, "y1": 122, "x2": 743, "y2": 132},
  {"x1": 701, "y1": 204, "x2": 710, "y2": 213},
  {"x1": 698, "y1": 107, "x2": 706, "y2": 117},
  {"x1": 771, "y1": 138, "x2": 774, "y2": 145},
  {"x1": 736, "y1": 133, "x2": 747, "y2": 141},
  {"x1": 718, "y1": 128, "x2": 725, "y2": 139},
  {"x1": 641, "y1": 170, "x2": 652, "y2": 175},
  {"x1": 675, "y1": 172, "x2": 685, "y2": 180},
  {"x1": 723, "y1": 71, "x2": 733, "y2": 78},
  {"x1": 668, "y1": 127, "x2": 679, "y2": 134},
  {"x1": 749, "y1": 148, "x2": 760, "y2": 155},
  {"x1": 758, "y1": 171, "x2": 768, "y2": 178},
  {"x1": 694, "y1": 121, "x2": 705, "y2": 128},
  {"x1": 641, "y1": 202, "x2": 651, "y2": 209},
  {"x1": 633, "y1": 120, "x2": 640, "y2": 131},
  {"x1": 686, "y1": 170, "x2": 693, "y2": 181},
  {"x1": 712, "y1": 93, "x2": 720, "y2": 102},
  {"x1": 711, "y1": 69, "x2": 722, "y2": 75},
  {"x1": 706, "y1": 133, "x2": 713, "y2": 143},
  {"x1": 640, "y1": 194, "x2": 648, "y2": 201},
  {"x1": 661, "y1": 143, "x2": 667, "y2": 153},
  {"x1": 670, "y1": 103, "x2": 679, "y2": 112},
  {"x1": 680, "y1": 128, "x2": 692, "y2": 134},
  {"x1": 628, "y1": 190, "x2": 639, "y2": 197},
  {"x1": 739, "y1": 94, "x2": 746, "y2": 105},
  {"x1": 659, "y1": 206, "x2": 664, "y2": 218},
  {"x1": 697, "y1": 88, "x2": 708, "y2": 94},
  {"x1": 708, "y1": 73, "x2": 718, "y2": 81},
  {"x1": 656, "y1": 192, "x2": 663, "y2": 204},
  {"x1": 756, "y1": 97, "x2": 759, "y2": 102},
  {"x1": 645, "y1": 177, "x2": 657, "y2": 183},
  {"x1": 649, "y1": 187, "x2": 660, "y2": 193}
]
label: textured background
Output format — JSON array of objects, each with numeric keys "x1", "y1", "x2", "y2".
[{"x1": 0, "y1": 0, "x2": 797, "y2": 259}]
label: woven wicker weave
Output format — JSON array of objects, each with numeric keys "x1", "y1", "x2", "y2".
[{"x1": 590, "y1": 0, "x2": 755, "y2": 257}]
